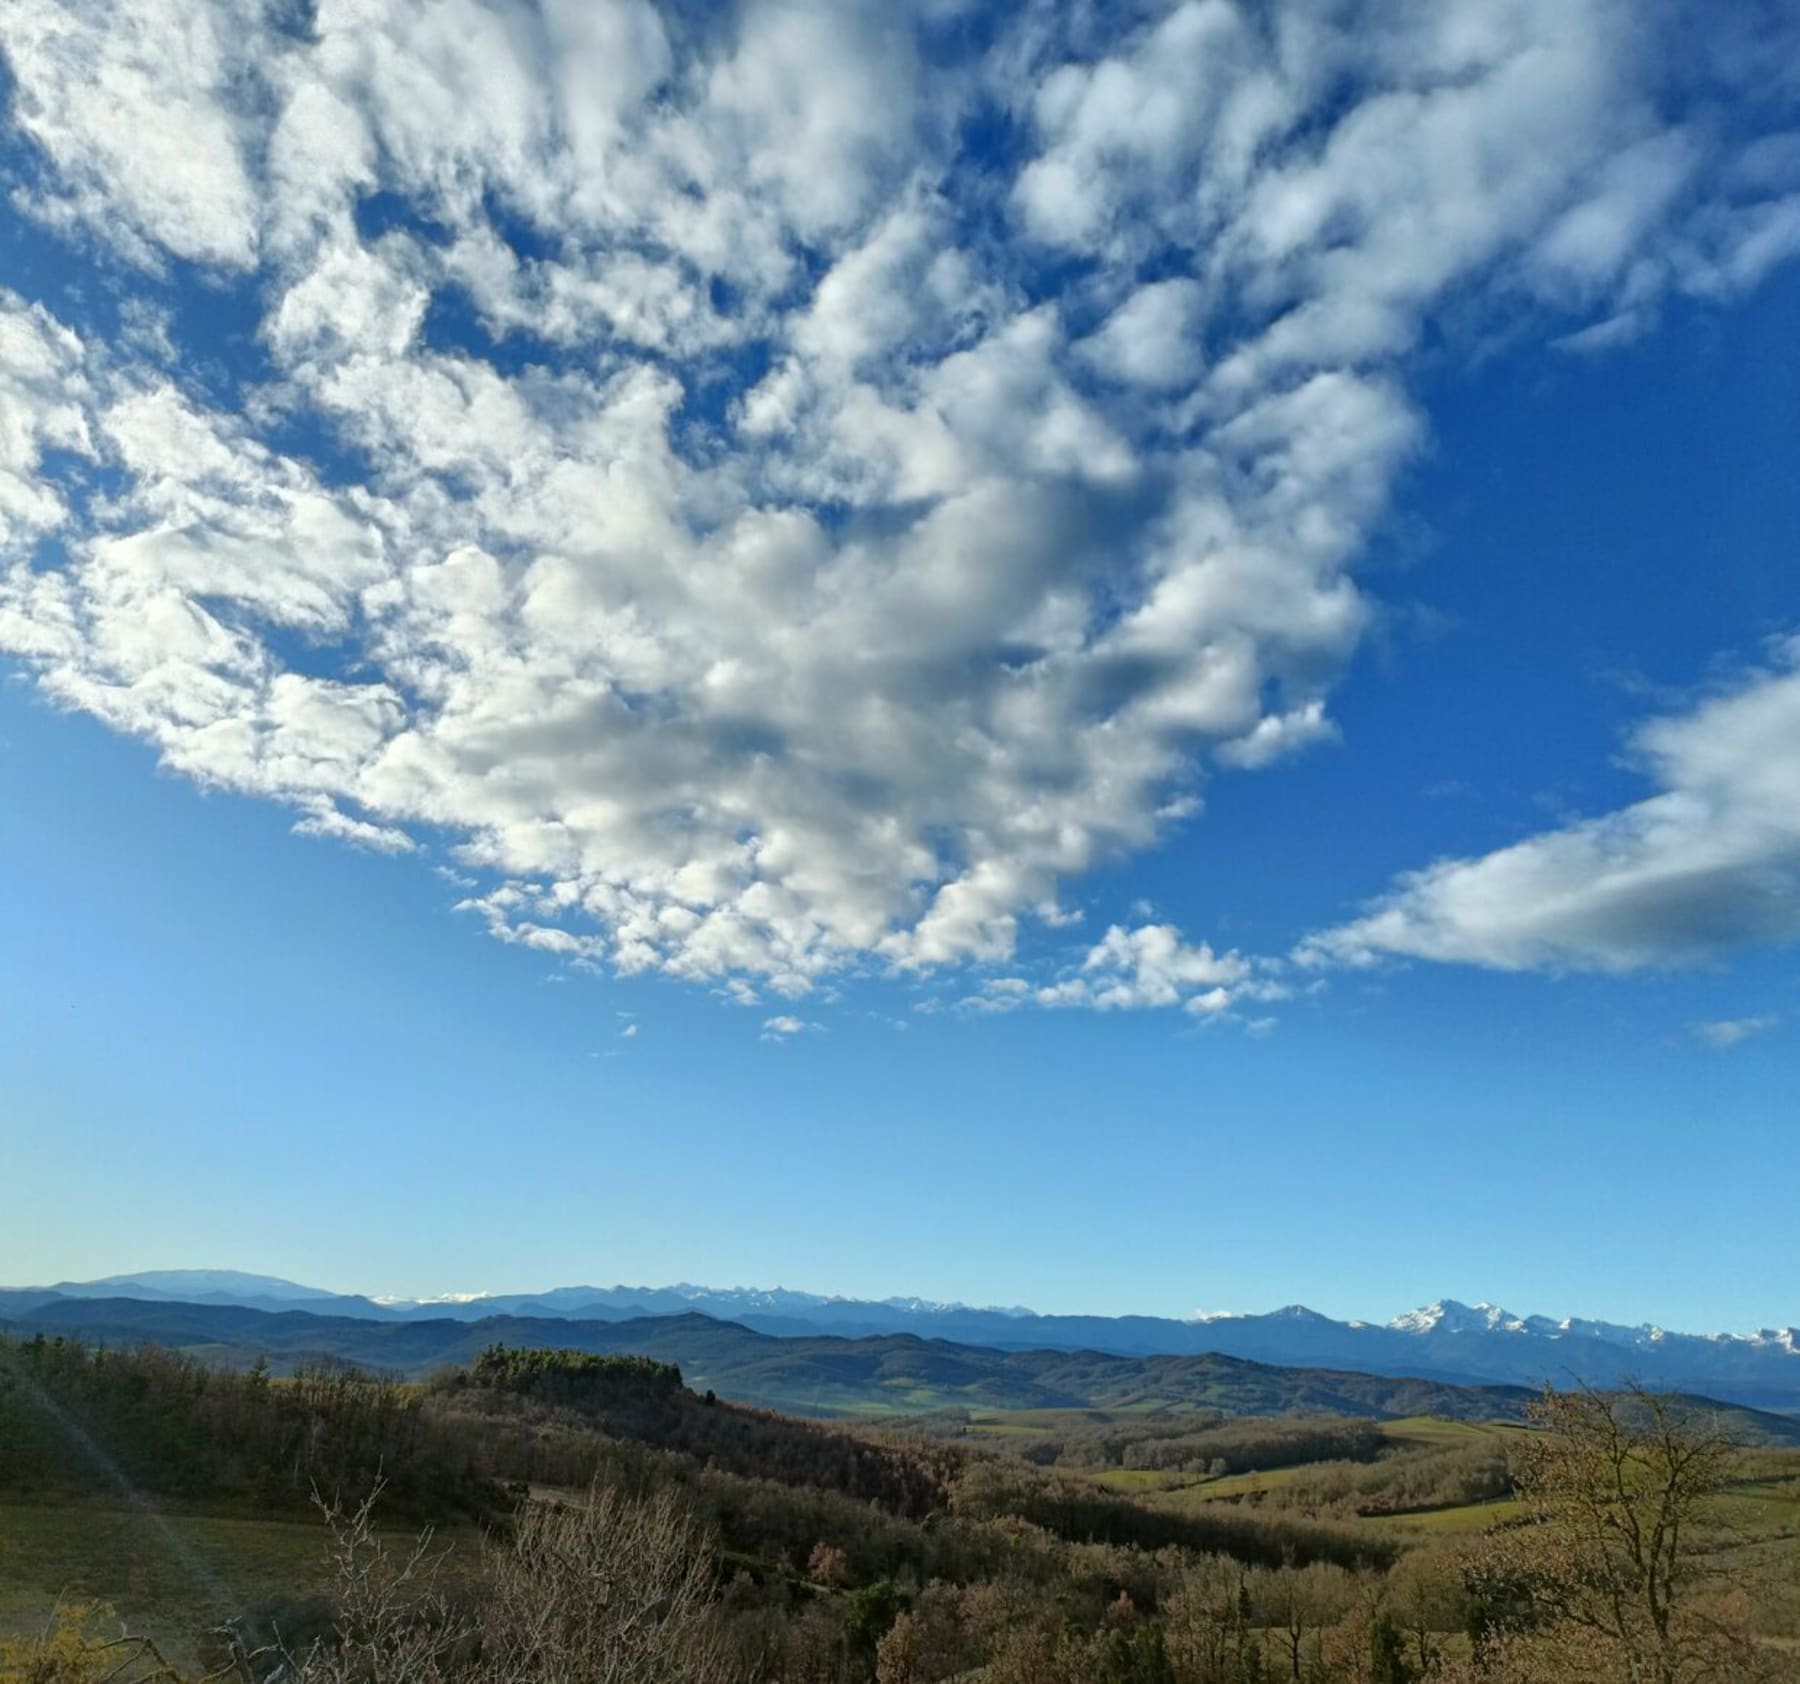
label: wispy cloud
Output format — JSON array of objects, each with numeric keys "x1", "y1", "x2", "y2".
[
  {"x1": 291, "y1": 796, "x2": 416, "y2": 856},
  {"x1": 1689, "y1": 1016, "x2": 1776, "y2": 1051}
]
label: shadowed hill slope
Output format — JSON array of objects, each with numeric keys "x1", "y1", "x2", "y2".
[{"x1": 5, "y1": 1293, "x2": 1797, "y2": 1444}]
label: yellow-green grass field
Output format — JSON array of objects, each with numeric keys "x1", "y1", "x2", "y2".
[
  {"x1": 0, "y1": 1499, "x2": 480, "y2": 1671},
  {"x1": 1056, "y1": 1414, "x2": 1800, "y2": 1547}
]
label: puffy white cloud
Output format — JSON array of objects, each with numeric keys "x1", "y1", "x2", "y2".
[
  {"x1": 0, "y1": 292, "x2": 92, "y2": 553},
  {"x1": 1032, "y1": 922, "x2": 1278, "y2": 1018},
  {"x1": 0, "y1": 0, "x2": 1796, "y2": 1007},
  {"x1": 1300, "y1": 644, "x2": 1800, "y2": 973},
  {"x1": 2, "y1": 0, "x2": 262, "y2": 268},
  {"x1": 1079, "y1": 280, "x2": 1207, "y2": 390},
  {"x1": 1014, "y1": 0, "x2": 1292, "y2": 257}
]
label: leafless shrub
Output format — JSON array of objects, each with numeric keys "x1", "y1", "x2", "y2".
[
  {"x1": 258, "y1": 1483, "x2": 471, "y2": 1684},
  {"x1": 479, "y1": 1484, "x2": 738, "y2": 1684}
]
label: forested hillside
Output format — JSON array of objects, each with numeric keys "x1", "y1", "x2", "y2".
[{"x1": 3, "y1": 1331, "x2": 1798, "y2": 1682}]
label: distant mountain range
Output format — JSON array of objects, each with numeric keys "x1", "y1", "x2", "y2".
[
  {"x1": 7, "y1": 1290, "x2": 1800, "y2": 1445},
  {"x1": 10, "y1": 1270, "x2": 1799, "y2": 1413}
]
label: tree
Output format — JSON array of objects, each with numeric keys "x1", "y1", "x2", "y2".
[
  {"x1": 842, "y1": 1582, "x2": 908, "y2": 1676},
  {"x1": 1367, "y1": 1611, "x2": 1416, "y2": 1684},
  {"x1": 875, "y1": 1612, "x2": 922, "y2": 1684},
  {"x1": 1464, "y1": 1383, "x2": 1754, "y2": 1683}
]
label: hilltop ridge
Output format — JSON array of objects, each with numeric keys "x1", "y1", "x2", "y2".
[{"x1": 16, "y1": 1272, "x2": 1798, "y2": 1412}]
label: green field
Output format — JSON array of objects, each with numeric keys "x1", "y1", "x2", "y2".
[
  {"x1": 1369, "y1": 1497, "x2": 1531, "y2": 1533},
  {"x1": 1375, "y1": 1415, "x2": 1523, "y2": 1446},
  {"x1": 957, "y1": 1407, "x2": 1800, "y2": 1558},
  {"x1": 0, "y1": 1500, "x2": 480, "y2": 1671}
]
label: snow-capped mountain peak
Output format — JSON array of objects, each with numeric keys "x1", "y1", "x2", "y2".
[
  {"x1": 1388, "y1": 1299, "x2": 1521, "y2": 1336},
  {"x1": 375, "y1": 1292, "x2": 493, "y2": 1306}
]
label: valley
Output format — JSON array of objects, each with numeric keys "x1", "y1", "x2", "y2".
[{"x1": 3, "y1": 1324, "x2": 1798, "y2": 1683}]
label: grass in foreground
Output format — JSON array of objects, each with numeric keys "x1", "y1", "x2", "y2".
[{"x1": 0, "y1": 1499, "x2": 479, "y2": 1671}]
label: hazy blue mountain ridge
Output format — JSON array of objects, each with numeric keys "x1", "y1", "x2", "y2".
[
  {"x1": 14, "y1": 1274, "x2": 1797, "y2": 1412},
  {"x1": 6, "y1": 1294, "x2": 1800, "y2": 1446}
]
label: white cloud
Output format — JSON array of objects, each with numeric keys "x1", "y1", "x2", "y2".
[
  {"x1": 3, "y1": 0, "x2": 262, "y2": 268},
  {"x1": 1689, "y1": 1016, "x2": 1775, "y2": 1051},
  {"x1": 292, "y1": 797, "x2": 416, "y2": 856},
  {"x1": 0, "y1": 291, "x2": 92, "y2": 556},
  {"x1": 1079, "y1": 279, "x2": 1207, "y2": 390},
  {"x1": 1300, "y1": 643, "x2": 1800, "y2": 972},
  {"x1": 955, "y1": 919, "x2": 1287, "y2": 1024},
  {"x1": 1035, "y1": 923, "x2": 1259, "y2": 1014},
  {"x1": 0, "y1": 0, "x2": 1796, "y2": 1007},
  {"x1": 760, "y1": 1013, "x2": 820, "y2": 1039}
]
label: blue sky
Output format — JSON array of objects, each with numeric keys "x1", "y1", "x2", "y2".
[{"x1": 1, "y1": 0, "x2": 1797, "y2": 1332}]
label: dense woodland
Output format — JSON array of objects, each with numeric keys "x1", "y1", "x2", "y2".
[{"x1": 1, "y1": 1332, "x2": 1796, "y2": 1683}]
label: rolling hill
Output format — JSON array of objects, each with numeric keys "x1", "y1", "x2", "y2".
[
  {"x1": 20, "y1": 1272, "x2": 1798, "y2": 1412},
  {"x1": 6, "y1": 1292, "x2": 1799, "y2": 1445}
]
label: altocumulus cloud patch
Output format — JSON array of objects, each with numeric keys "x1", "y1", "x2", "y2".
[{"x1": 0, "y1": 0, "x2": 1797, "y2": 1009}]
